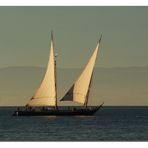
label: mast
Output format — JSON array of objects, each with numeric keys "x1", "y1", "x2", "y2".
[
  {"x1": 27, "y1": 31, "x2": 57, "y2": 107},
  {"x1": 84, "y1": 71, "x2": 93, "y2": 108},
  {"x1": 84, "y1": 35, "x2": 102, "y2": 108},
  {"x1": 54, "y1": 53, "x2": 58, "y2": 109},
  {"x1": 51, "y1": 31, "x2": 58, "y2": 109}
]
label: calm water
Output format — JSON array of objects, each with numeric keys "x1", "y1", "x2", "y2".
[{"x1": 0, "y1": 107, "x2": 148, "y2": 141}]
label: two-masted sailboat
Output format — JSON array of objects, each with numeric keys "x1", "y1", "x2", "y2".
[{"x1": 13, "y1": 32, "x2": 104, "y2": 116}]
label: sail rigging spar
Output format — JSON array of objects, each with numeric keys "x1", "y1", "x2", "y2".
[{"x1": 27, "y1": 32, "x2": 102, "y2": 107}]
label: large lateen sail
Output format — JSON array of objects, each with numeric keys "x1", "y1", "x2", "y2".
[
  {"x1": 60, "y1": 38, "x2": 101, "y2": 105},
  {"x1": 27, "y1": 33, "x2": 57, "y2": 106}
]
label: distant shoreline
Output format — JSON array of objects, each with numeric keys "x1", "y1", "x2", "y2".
[{"x1": 1, "y1": 66, "x2": 148, "y2": 70}]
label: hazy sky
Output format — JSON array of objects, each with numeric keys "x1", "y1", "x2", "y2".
[
  {"x1": 0, "y1": 6, "x2": 148, "y2": 69},
  {"x1": 0, "y1": 6, "x2": 148, "y2": 106}
]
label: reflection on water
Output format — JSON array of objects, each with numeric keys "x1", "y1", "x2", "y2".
[{"x1": 47, "y1": 116, "x2": 57, "y2": 120}]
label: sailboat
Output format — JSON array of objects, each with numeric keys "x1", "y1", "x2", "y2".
[{"x1": 13, "y1": 32, "x2": 104, "y2": 116}]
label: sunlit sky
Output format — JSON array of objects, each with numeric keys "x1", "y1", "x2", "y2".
[{"x1": 0, "y1": 6, "x2": 148, "y2": 69}]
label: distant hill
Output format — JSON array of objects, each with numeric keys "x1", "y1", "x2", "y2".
[{"x1": 0, "y1": 66, "x2": 148, "y2": 106}]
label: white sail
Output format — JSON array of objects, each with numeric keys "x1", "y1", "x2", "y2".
[
  {"x1": 27, "y1": 33, "x2": 56, "y2": 106},
  {"x1": 60, "y1": 40, "x2": 101, "y2": 105}
]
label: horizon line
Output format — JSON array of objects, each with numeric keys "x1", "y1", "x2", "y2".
[{"x1": 0, "y1": 65, "x2": 148, "y2": 70}]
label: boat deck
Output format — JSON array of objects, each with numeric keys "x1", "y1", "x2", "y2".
[{"x1": 13, "y1": 106, "x2": 102, "y2": 116}]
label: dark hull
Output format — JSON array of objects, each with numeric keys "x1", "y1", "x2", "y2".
[{"x1": 13, "y1": 105, "x2": 103, "y2": 116}]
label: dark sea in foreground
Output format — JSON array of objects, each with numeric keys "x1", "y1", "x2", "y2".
[{"x1": 0, "y1": 106, "x2": 148, "y2": 141}]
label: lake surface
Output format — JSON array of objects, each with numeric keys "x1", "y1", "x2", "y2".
[{"x1": 0, "y1": 107, "x2": 148, "y2": 141}]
